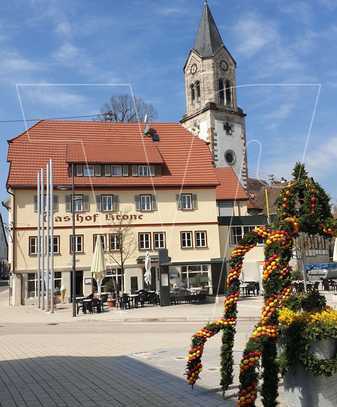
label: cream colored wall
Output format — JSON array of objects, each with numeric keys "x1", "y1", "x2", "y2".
[{"x1": 13, "y1": 188, "x2": 220, "y2": 273}]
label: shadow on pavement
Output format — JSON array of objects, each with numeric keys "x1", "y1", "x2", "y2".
[{"x1": 0, "y1": 355, "x2": 234, "y2": 407}]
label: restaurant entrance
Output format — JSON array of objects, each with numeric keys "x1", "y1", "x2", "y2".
[{"x1": 71, "y1": 270, "x2": 83, "y2": 298}]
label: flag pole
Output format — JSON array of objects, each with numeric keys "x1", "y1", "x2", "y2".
[
  {"x1": 46, "y1": 162, "x2": 50, "y2": 311},
  {"x1": 41, "y1": 169, "x2": 45, "y2": 310},
  {"x1": 50, "y1": 160, "x2": 55, "y2": 313},
  {"x1": 37, "y1": 172, "x2": 41, "y2": 308}
]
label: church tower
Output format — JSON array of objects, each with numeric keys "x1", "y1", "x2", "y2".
[{"x1": 181, "y1": 1, "x2": 248, "y2": 185}]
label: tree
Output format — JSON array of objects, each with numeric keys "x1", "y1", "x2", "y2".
[
  {"x1": 98, "y1": 94, "x2": 157, "y2": 123},
  {"x1": 107, "y1": 210, "x2": 137, "y2": 294}
]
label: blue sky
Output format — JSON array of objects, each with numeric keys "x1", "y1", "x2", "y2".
[{"x1": 1, "y1": 0, "x2": 337, "y2": 221}]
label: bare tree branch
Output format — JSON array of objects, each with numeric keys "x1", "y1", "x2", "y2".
[{"x1": 97, "y1": 94, "x2": 157, "y2": 123}]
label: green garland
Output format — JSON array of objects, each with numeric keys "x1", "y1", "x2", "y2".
[{"x1": 185, "y1": 162, "x2": 337, "y2": 406}]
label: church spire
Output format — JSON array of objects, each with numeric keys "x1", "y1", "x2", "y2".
[{"x1": 194, "y1": 2, "x2": 224, "y2": 58}]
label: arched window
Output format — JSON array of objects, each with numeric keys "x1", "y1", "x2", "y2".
[
  {"x1": 219, "y1": 79, "x2": 225, "y2": 105},
  {"x1": 225, "y1": 80, "x2": 232, "y2": 106},
  {"x1": 191, "y1": 84, "x2": 195, "y2": 103},
  {"x1": 196, "y1": 81, "x2": 201, "y2": 99}
]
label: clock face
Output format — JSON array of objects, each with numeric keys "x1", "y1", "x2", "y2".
[
  {"x1": 220, "y1": 60, "x2": 229, "y2": 72},
  {"x1": 190, "y1": 63, "x2": 198, "y2": 75}
]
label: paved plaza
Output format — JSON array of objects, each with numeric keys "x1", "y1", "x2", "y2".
[{"x1": 0, "y1": 287, "x2": 336, "y2": 406}]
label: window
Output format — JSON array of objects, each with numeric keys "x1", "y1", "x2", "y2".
[
  {"x1": 181, "y1": 231, "x2": 193, "y2": 249},
  {"x1": 225, "y1": 80, "x2": 232, "y2": 106},
  {"x1": 139, "y1": 233, "x2": 151, "y2": 250},
  {"x1": 181, "y1": 265, "x2": 210, "y2": 290},
  {"x1": 48, "y1": 236, "x2": 60, "y2": 255},
  {"x1": 75, "y1": 164, "x2": 83, "y2": 176},
  {"x1": 136, "y1": 194, "x2": 157, "y2": 212},
  {"x1": 191, "y1": 84, "x2": 195, "y2": 102},
  {"x1": 103, "y1": 164, "x2": 110, "y2": 176},
  {"x1": 196, "y1": 81, "x2": 201, "y2": 99},
  {"x1": 134, "y1": 165, "x2": 155, "y2": 177},
  {"x1": 100, "y1": 195, "x2": 119, "y2": 212},
  {"x1": 111, "y1": 165, "x2": 122, "y2": 176},
  {"x1": 34, "y1": 195, "x2": 59, "y2": 213},
  {"x1": 218, "y1": 201, "x2": 234, "y2": 217},
  {"x1": 109, "y1": 233, "x2": 121, "y2": 251},
  {"x1": 195, "y1": 231, "x2": 207, "y2": 248},
  {"x1": 153, "y1": 232, "x2": 166, "y2": 250},
  {"x1": 94, "y1": 165, "x2": 102, "y2": 177},
  {"x1": 28, "y1": 273, "x2": 37, "y2": 298},
  {"x1": 70, "y1": 235, "x2": 84, "y2": 253},
  {"x1": 83, "y1": 165, "x2": 94, "y2": 176},
  {"x1": 66, "y1": 195, "x2": 89, "y2": 213},
  {"x1": 230, "y1": 226, "x2": 256, "y2": 246},
  {"x1": 103, "y1": 267, "x2": 122, "y2": 292},
  {"x1": 93, "y1": 234, "x2": 106, "y2": 251},
  {"x1": 219, "y1": 78, "x2": 225, "y2": 104},
  {"x1": 29, "y1": 236, "x2": 38, "y2": 256},
  {"x1": 54, "y1": 272, "x2": 62, "y2": 291},
  {"x1": 177, "y1": 193, "x2": 197, "y2": 210}
]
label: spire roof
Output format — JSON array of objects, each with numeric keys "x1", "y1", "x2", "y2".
[{"x1": 194, "y1": 2, "x2": 224, "y2": 57}]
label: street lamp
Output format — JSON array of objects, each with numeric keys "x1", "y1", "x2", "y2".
[{"x1": 57, "y1": 163, "x2": 76, "y2": 317}]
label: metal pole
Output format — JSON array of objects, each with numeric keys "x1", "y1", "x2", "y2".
[
  {"x1": 37, "y1": 172, "x2": 41, "y2": 308},
  {"x1": 46, "y1": 162, "x2": 50, "y2": 312},
  {"x1": 50, "y1": 160, "x2": 55, "y2": 313},
  {"x1": 72, "y1": 163, "x2": 77, "y2": 317},
  {"x1": 41, "y1": 169, "x2": 45, "y2": 310}
]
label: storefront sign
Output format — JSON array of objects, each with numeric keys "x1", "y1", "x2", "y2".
[{"x1": 54, "y1": 213, "x2": 143, "y2": 224}]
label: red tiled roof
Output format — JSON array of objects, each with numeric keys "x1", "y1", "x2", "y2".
[
  {"x1": 7, "y1": 121, "x2": 219, "y2": 188},
  {"x1": 66, "y1": 143, "x2": 164, "y2": 164},
  {"x1": 215, "y1": 167, "x2": 248, "y2": 200}
]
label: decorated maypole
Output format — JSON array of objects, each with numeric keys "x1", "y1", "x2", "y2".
[{"x1": 186, "y1": 163, "x2": 337, "y2": 406}]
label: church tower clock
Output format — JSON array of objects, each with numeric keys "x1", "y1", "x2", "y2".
[{"x1": 181, "y1": 1, "x2": 248, "y2": 186}]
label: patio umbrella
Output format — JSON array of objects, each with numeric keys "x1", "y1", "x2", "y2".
[
  {"x1": 333, "y1": 238, "x2": 337, "y2": 262},
  {"x1": 144, "y1": 251, "x2": 152, "y2": 287},
  {"x1": 91, "y1": 237, "x2": 106, "y2": 297}
]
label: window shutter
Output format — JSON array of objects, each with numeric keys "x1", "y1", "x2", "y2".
[
  {"x1": 34, "y1": 196, "x2": 38, "y2": 212},
  {"x1": 132, "y1": 165, "x2": 138, "y2": 176},
  {"x1": 113, "y1": 195, "x2": 120, "y2": 212},
  {"x1": 83, "y1": 195, "x2": 89, "y2": 212},
  {"x1": 135, "y1": 195, "x2": 141, "y2": 211},
  {"x1": 192, "y1": 194, "x2": 198, "y2": 210},
  {"x1": 53, "y1": 195, "x2": 59, "y2": 212},
  {"x1": 65, "y1": 195, "x2": 72, "y2": 213},
  {"x1": 96, "y1": 195, "x2": 102, "y2": 212},
  {"x1": 122, "y1": 165, "x2": 129, "y2": 177},
  {"x1": 151, "y1": 195, "x2": 157, "y2": 211},
  {"x1": 176, "y1": 194, "x2": 182, "y2": 210}
]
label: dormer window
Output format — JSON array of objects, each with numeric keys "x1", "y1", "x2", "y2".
[
  {"x1": 83, "y1": 165, "x2": 94, "y2": 177},
  {"x1": 71, "y1": 163, "x2": 159, "y2": 177}
]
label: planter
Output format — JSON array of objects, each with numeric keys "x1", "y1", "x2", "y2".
[
  {"x1": 107, "y1": 299, "x2": 116, "y2": 309},
  {"x1": 284, "y1": 340, "x2": 337, "y2": 407}
]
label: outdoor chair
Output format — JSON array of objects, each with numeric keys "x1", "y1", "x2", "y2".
[
  {"x1": 119, "y1": 294, "x2": 131, "y2": 310},
  {"x1": 246, "y1": 282, "x2": 257, "y2": 296},
  {"x1": 314, "y1": 281, "x2": 320, "y2": 291}
]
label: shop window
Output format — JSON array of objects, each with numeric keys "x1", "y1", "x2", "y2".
[
  {"x1": 177, "y1": 193, "x2": 197, "y2": 210},
  {"x1": 180, "y1": 264, "x2": 210, "y2": 291},
  {"x1": 29, "y1": 236, "x2": 38, "y2": 256},
  {"x1": 70, "y1": 235, "x2": 84, "y2": 254},
  {"x1": 153, "y1": 232, "x2": 166, "y2": 250},
  {"x1": 181, "y1": 231, "x2": 193, "y2": 249},
  {"x1": 195, "y1": 231, "x2": 207, "y2": 248},
  {"x1": 139, "y1": 233, "x2": 151, "y2": 251}
]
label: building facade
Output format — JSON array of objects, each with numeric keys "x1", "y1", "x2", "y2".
[
  {"x1": 6, "y1": 121, "x2": 226, "y2": 305},
  {"x1": 181, "y1": 2, "x2": 248, "y2": 186}
]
